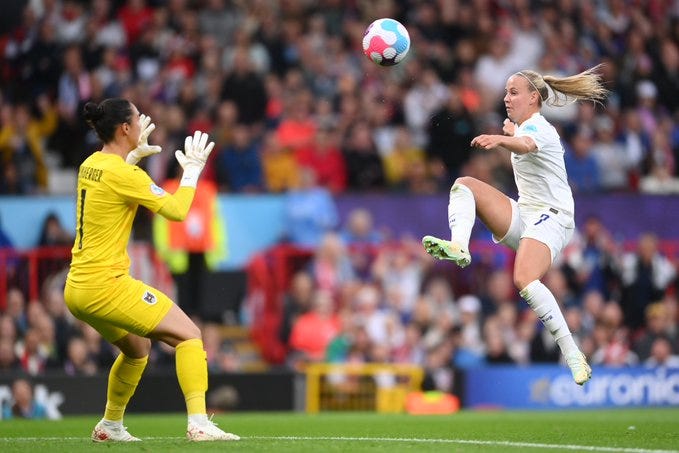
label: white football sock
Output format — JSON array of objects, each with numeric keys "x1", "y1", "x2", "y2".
[
  {"x1": 188, "y1": 414, "x2": 209, "y2": 425},
  {"x1": 520, "y1": 280, "x2": 578, "y2": 355},
  {"x1": 448, "y1": 183, "x2": 475, "y2": 249},
  {"x1": 101, "y1": 419, "x2": 123, "y2": 428}
]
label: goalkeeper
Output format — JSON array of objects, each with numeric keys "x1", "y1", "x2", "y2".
[{"x1": 63, "y1": 98, "x2": 239, "y2": 442}]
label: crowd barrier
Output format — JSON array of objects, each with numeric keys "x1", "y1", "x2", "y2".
[{"x1": 0, "y1": 243, "x2": 173, "y2": 310}]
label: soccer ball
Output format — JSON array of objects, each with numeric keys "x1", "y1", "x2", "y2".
[{"x1": 362, "y1": 18, "x2": 410, "y2": 66}]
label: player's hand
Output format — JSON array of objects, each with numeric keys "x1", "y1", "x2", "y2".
[
  {"x1": 470, "y1": 134, "x2": 503, "y2": 150},
  {"x1": 175, "y1": 130, "x2": 215, "y2": 187},
  {"x1": 502, "y1": 118, "x2": 516, "y2": 136},
  {"x1": 126, "y1": 114, "x2": 162, "y2": 165}
]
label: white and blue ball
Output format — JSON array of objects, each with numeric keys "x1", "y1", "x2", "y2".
[{"x1": 362, "y1": 18, "x2": 410, "y2": 66}]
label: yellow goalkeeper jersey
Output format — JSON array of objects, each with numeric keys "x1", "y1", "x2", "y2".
[{"x1": 67, "y1": 151, "x2": 169, "y2": 286}]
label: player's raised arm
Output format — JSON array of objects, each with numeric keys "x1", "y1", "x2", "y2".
[{"x1": 156, "y1": 130, "x2": 215, "y2": 222}]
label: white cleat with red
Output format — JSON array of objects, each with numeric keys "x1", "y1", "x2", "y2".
[
  {"x1": 91, "y1": 420, "x2": 141, "y2": 442},
  {"x1": 187, "y1": 419, "x2": 240, "y2": 441}
]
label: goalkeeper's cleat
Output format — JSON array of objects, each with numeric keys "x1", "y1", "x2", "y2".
[
  {"x1": 565, "y1": 351, "x2": 592, "y2": 385},
  {"x1": 187, "y1": 418, "x2": 240, "y2": 442},
  {"x1": 422, "y1": 235, "x2": 472, "y2": 268},
  {"x1": 91, "y1": 420, "x2": 141, "y2": 442}
]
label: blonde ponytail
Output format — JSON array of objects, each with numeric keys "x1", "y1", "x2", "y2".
[{"x1": 517, "y1": 64, "x2": 610, "y2": 107}]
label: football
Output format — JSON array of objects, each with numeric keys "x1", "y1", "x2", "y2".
[{"x1": 362, "y1": 18, "x2": 411, "y2": 66}]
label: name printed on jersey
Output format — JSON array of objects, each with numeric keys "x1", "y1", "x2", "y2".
[{"x1": 79, "y1": 166, "x2": 103, "y2": 182}]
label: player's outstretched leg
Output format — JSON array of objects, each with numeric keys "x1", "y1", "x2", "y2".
[
  {"x1": 91, "y1": 420, "x2": 141, "y2": 442},
  {"x1": 422, "y1": 235, "x2": 472, "y2": 268}
]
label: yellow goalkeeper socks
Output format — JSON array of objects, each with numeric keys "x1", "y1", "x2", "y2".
[
  {"x1": 104, "y1": 354, "x2": 148, "y2": 422},
  {"x1": 176, "y1": 338, "x2": 208, "y2": 415}
]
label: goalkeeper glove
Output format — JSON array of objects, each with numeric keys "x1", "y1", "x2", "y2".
[
  {"x1": 175, "y1": 130, "x2": 215, "y2": 188},
  {"x1": 126, "y1": 113, "x2": 162, "y2": 165}
]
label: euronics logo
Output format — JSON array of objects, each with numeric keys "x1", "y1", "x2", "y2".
[{"x1": 546, "y1": 368, "x2": 679, "y2": 407}]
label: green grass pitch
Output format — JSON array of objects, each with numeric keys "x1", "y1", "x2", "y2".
[{"x1": 1, "y1": 409, "x2": 679, "y2": 452}]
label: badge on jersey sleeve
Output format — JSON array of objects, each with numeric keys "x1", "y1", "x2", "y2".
[
  {"x1": 150, "y1": 183, "x2": 166, "y2": 196},
  {"x1": 142, "y1": 291, "x2": 157, "y2": 305},
  {"x1": 523, "y1": 124, "x2": 537, "y2": 133}
]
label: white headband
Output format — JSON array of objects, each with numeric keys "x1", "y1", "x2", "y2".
[{"x1": 516, "y1": 71, "x2": 545, "y2": 102}]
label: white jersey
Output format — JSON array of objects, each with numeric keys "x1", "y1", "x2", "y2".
[{"x1": 512, "y1": 112, "x2": 574, "y2": 227}]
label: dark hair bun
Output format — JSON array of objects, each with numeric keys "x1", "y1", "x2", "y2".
[{"x1": 83, "y1": 102, "x2": 104, "y2": 123}]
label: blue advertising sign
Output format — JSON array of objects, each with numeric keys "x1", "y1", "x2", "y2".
[{"x1": 465, "y1": 366, "x2": 679, "y2": 409}]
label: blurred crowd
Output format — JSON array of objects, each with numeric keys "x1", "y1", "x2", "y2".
[
  {"x1": 1, "y1": 0, "x2": 679, "y2": 196},
  {"x1": 1, "y1": 208, "x2": 677, "y2": 397},
  {"x1": 273, "y1": 211, "x2": 678, "y2": 390}
]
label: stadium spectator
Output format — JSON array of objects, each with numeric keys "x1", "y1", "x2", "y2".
[
  {"x1": 294, "y1": 126, "x2": 346, "y2": 194},
  {"x1": 220, "y1": 48, "x2": 267, "y2": 127},
  {"x1": 54, "y1": 45, "x2": 91, "y2": 168},
  {"x1": 632, "y1": 302, "x2": 677, "y2": 362},
  {"x1": 261, "y1": 131, "x2": 300, "y2": 192},
  {"x1": 1, "y1": 378, "x2": 47, "y2": 420},
  {"x1": 276, "y1": 90, "x2": 317, "y2": 154},
  {"x1": 563, "y1": 215, "x2": 619, "y2": 301},
  {"x1": 0, "y1": 315, "x2": 18, "y2": 344},
  {"x1": 282, "y1": 169, "x2": 338, "y2": 248},
  {"x1": 79, "y1": 322, "x2": 117, "y2": 370},
  {"x1": 456, "y1": 295, "x2": 484, "y2": 361},
  {"x1": 619, "y1": 233, "x2": 677, "y2": 332},
  {"x1": 590, "y1": 115, "x2": 632, "y2": 191},
  {"x1": 0, "y1": 96, "x2": 57, "y2": 193},
  {"x1": 278, "y1": 271, "x2": 314, "y2": 347},
  {"x1": 41, "y1": 279, "x2": 78, "y2": 366},
  {"x1": 644, "y1": 337, "x2": 679, "y2": 368},
  {"x1": 617, "y1": 109, "x2": 652, "y2": 184},
  {"x1": 306, "y1": 232, "x2": 356, "y2": 299},
  {"x1": 63, "y1": 336, "x2": 98, "y2": 376},
  {"x1": 5, "y1": 288, "x2": 28, "y2": 336},
  {"x1": 426, "y1": 87, "x2": 476, "y2": 181},
  {"x1": 0, "y1": 337, "x2": 20, "y2": 372},
  {"x1": 381, "y1": 126, "x2": 427, "y2": 190},
  {"x1": 564, "y1": 128, "x2": 601, "y2": 194},
  {"x1": 483, "y1": 317, "x2": 515, "y2": 364},
  {"x1": 117, "y1": 0, "x2": 154, "y2": 45},
  {"x1": 477, "y1": 268, "x2": 517, "y2": 316},
  {"x1": 352, "y1": 284, "x2": 402, "y2": 350},
  {"x1": 16, "y1": 328, "x2": 48, "y2": 376},
  {"x1": 403, "y1": 65, "x2": 448, "y2": 148},
  {"x1": 37, "y1": 211, "x2": 74, "y2": 247},
  {"x1": 372, "y1": 239, "x2": 431, "y2": 317},
  {"x1": 0, "y1": 214, "x2": 19, "y2": 288},
  {"x1": 591, "y1": 302, "x2": 639, "y2": 367},
  {"x1": 340, "y1": 207, "x2": 382, "y2": 278},
  {"x1": 288, "y1": 289, "x2": 340, "y2": 365},
  {"x1": 214, "y1": 124, "x2": 263, "y2": 193},
  {"x1": 343, "y1": 123, "x2": 385, "y2": 191}
]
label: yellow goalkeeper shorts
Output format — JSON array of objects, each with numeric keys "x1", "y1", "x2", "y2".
[{"x1": 64, "y1": 274, "x2": 173, "y2": 343}]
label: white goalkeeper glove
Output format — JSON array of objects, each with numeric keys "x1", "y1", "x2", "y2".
[
  {"x1": 175, "y1": 130, "x2": 215, "y2": 188},
  {"x1": 126, "y1": 114, "x2": 162, "y2": 165}
]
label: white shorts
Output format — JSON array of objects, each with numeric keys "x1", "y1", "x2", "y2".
[{"x1": 492, "y1": 199, "x2": 574, "y2": 263}]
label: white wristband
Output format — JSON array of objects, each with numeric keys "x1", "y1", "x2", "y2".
[{"x1": 179, "y1": 166, "x2": 201, "y2": 188}]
